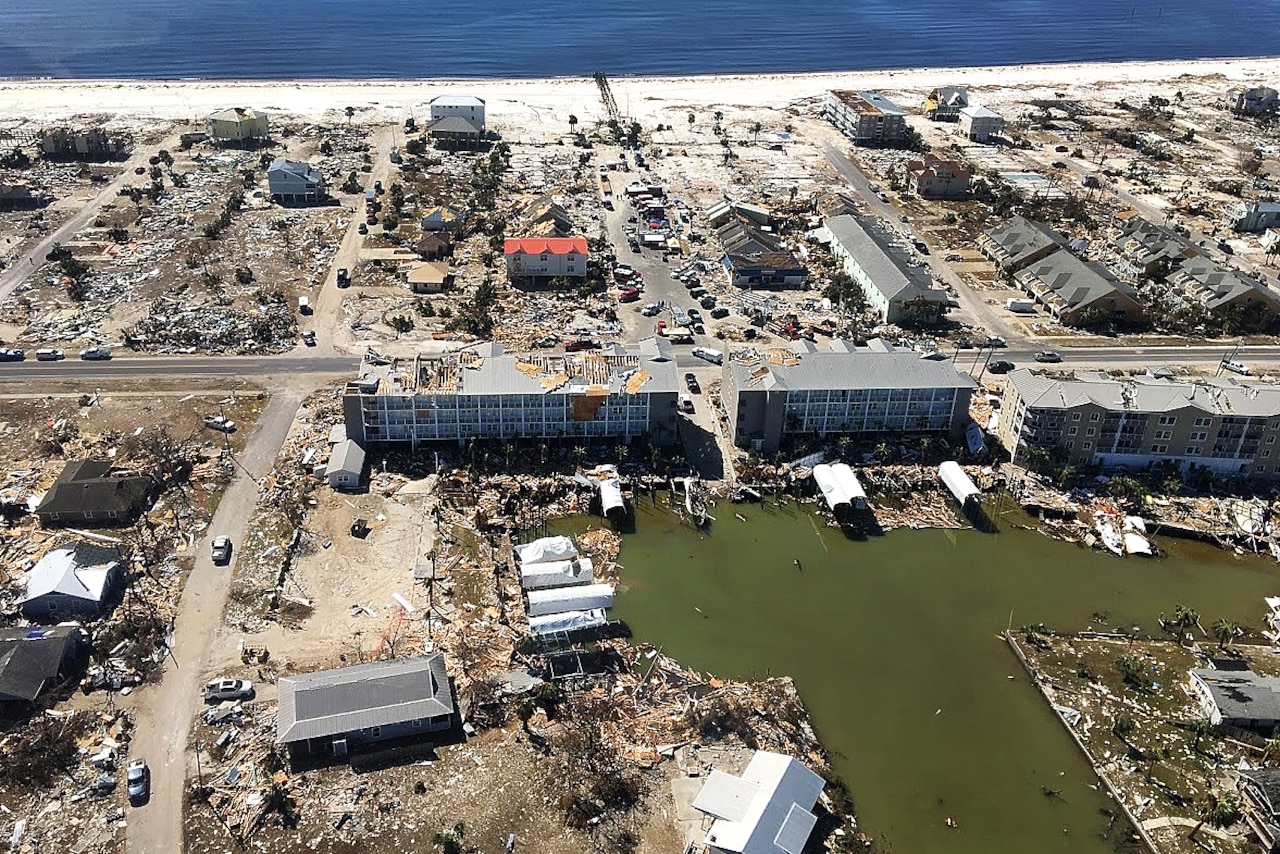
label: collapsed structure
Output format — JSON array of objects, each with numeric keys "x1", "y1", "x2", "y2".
[
  {"x1": 721, "y1": 339, "x2": 976, "y2": 453},
  {"x1": 343, "y1": 340, "x2": 680, "y2": 446}
]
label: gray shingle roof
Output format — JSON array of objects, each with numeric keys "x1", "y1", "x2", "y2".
[
  {"x1": 1172, "y1": 256, "x2": 1280, "y2": 312},
  {"x1": 1017, "y1": 251, "x2": 1140, "y2": 316},
  {"x1": 0, "y1": 626, "x2": 82, "y2": 703},
  {"x1": 824, "y1": 215, "x2": 944, "y2": 304},
  {"x1": 276, "y1": 654, "x2": 453, "y2": 743},
  {"x1": 427, "y1": 115, "x2": 483, "y2": 135},
  {"x1": 981, "y1": 216, "x2": 1065, "y2": 267},
  {"x1": 1194, "y1": 668, "x2": 1280, "y2": 724}
]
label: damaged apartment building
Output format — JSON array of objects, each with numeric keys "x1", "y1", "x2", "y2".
[
  {"x1": 343, "y1": 339, "x2": 680, "y2": 447},
  {"x1": 721, "y1": 339, "x2": 977, "y2": 453}
]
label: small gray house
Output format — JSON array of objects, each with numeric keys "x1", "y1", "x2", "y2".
[
  {"x1": 276, "y1": 654, "x2": 455, "y2": 756},
  {"x1": 268, "y1": 159, "x2": 326, "y2": 205},
  {"x1": 20, "y1": 543, "x2": 122, "y2": 619}
]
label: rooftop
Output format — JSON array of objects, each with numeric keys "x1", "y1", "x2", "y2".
[
  {"x1": 503, "y1": 236, "x2": 587, "y2": 256},
  {"x1": 0, "y1": 626, "x2": 83, "y2": 703},
  {"x1": 35, "y1": 459, "x2": 152, "y2": 520},
  {"x1": 1017, "y1": 250, "x2": 1140, "y2": 316},
  {"x1": 959, "y1": 105, "x2": 1002, "y2": 119},
  {"x1": 1006, "y1": 369, "x2": 1280, "y2": 417},
  {"x1": 981, "y1": 216, "x2": 1066, "y2": 265},
  {"x1": 727, "y1": 338, "x2": 978, "y2": 394},
  {"x1": 1194, "y1": 668, "x2": 1280, "y2": 724},
  {"x1": 268, "y1": 159, "x2": 322, "y2": 182},
  {"x1": 426, "y1": 115, "x2": 484, "y2": 135},
  {"x1": 277, "y1": 654, "x2": 453, "y2": 743},
  {"x1": 22, "y1": 543, "x2": 120, "y2": 606},
  {"x1": 692, "y1": 751, "x2": 825, "y2": 854},
  {"x1": 430, "y1": 95, "x2": 485, "y2": 107},
  {"x1": 829, "y1": 90, "x2": 905, "y2": 116},
  {"x1": 351, "y1": 338, "x2": 680, "y2": 397},
  {"x1": 823, "y1": 214, "x2": 942, "y2": 303}
]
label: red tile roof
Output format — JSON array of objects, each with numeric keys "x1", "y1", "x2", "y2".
[{"x1": 503, "y1": 237, "x2": 587, "y2": 256}]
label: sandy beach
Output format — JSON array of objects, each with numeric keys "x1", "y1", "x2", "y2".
[{"x1": 0, "y1": 55, "x2": 1275, "y2": 129}]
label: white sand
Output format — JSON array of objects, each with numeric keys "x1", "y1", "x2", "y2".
[{"x1": 0, "y1": 56, "x2": 1275, "y2": 129}]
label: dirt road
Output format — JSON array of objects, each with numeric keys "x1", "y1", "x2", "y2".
[{"x1": 124, "y1": 387, "x2": 306, "y2": 854}]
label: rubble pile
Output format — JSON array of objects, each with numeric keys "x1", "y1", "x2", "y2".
[{"x1": 125, "y1": 296, "x2": 298, "y2": 354}]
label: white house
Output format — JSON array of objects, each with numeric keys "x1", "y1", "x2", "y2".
[
  {"x1": 21, "y1": 543, "x2": 121, "y2": 619},
  {"x1": 327, "y1": 439, "x2": 365, "y2": 489},
  {"x1": 267, "y1": 159, "x2": 326, "y2": 205},
  {"x1": 504, "y1": 236, "x2": 588, "y2": 282},
  {"x1": 429, "y1": 96, "x2": 486, "y2": 133},
  {"x1": 692, "y1": 751, "x2": 825, "y2": 854},
  {"x1": 957, "y1": 106, "x2": 1004, "y2": 142}
]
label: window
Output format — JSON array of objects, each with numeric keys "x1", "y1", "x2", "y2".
[
  {"x1": 1194, "y1": 417, "x2": 1211, "y2": 427},
  {"x1": 1071, "y1": 413, "x2": 1081, "y2": 422},
  {"x1": 371, "y1": 726, "x2": 382, "y2": 738},
  {"x1": 1186, "y1": 446, "x2": 1201, "y2": 455},
  {"x1": 1065, "y1": 441, "x2": 1074, "y2": 450},
  {"x1": 567, "y1": 265, "x2": 575, "y2": 272},
  {"x1": 1082, "y1": 441, "x2": 1092, "y2": 450},
  {"x1": 1152, "y1": 444, "x2": 1168, "y2": 453},
  {"x1": 540, "y1": 254, "x2": 548, "y2": 261},
  {"x1": 1269, "y1": 435, "x2": 1277, "y2": 445},
  {"x1": 1158, "y1": 416, "x2": 1176, "y2": 426},
  {"x1": 1089, "y1": 413, "x2": 1100, "y2": 422},
  {"x1": 1265, "y1": 450, "x2": 1272, "y2": 459},
  {"x1": 1068, "y1": 426, "x2": 1078, "y2": 436},
  {"x1": 1190, "y1": 432, "x2": 1207, "y2": 441},
  {"x1": 1155, "y1": 430, "x2": 1173, "y2": 441},
  {"x1": 1259, "y1": 465, "x2": 1269, "y2": 473},
  {"x1": 1086, "y1": 427, "x2": 1096, "y2": 436}
]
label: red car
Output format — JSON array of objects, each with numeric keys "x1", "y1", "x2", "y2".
[
  {"x1": 619, "y1": 287, "x2": 640, "y2": 303},
  {"x1": 656, "y1": 320, "x2": 667, "y2": 335}
]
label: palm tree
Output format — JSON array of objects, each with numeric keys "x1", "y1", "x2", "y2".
[
  {"x1": 344, "y1": 106, "x2": 355, "y2": 125},
  {"x1": 568, "y1": 114, "x2": 578, "y2": 134},
  {"x1": 687, "y1": 112, "x2": 695, "y2": 129},
  {"x1": 1143, "y1": 745, "x2": 1170, "y2": 781},
  {"x1": 1190, "y1": 718, "x2": 1214, "y2": 754},
  {"x1": 751, "y1": 121, "x2": 762, "y2": 143},
  {"x1": 1172, "y1": 603, "x2": 1201, "y2": 645},
  {"x1": 1189, "y1": 792, "x2": 1241, "y2": 841},
  {"x1": 1262, "y1": 735, "x2": 1280, "y2": 762},
  {"x1": 1211, "y1": 617, "x2": 1238, "y2": 649}
]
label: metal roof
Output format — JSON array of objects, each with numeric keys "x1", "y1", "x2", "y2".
[
  {"x1": 692, "y1": 751, "x2": 824, "y2": 854},
  {"x1": 430, "y1": 95, "x2": 485, "y2": 107},
  {"x1": 22, "y1": 544, "x2": 118, "y2": 606},
  {"x1": 959, "y1": 105, "x2": 1002, "y2": 119},
  {"x1": 427, "y1": 115, "x2": 484, "y2": 135},
  {"x1": 1006, "y1": 369, "x2": 1280, "y2": 417},
  {"x1": 268, "y1": 159, "x2": 322, "y2": 183},
  {"x1": 276, "y1": 654, "x2": 453, "y2": 743},
  {"x1": 728, "y1": 339, "x2": 977, "y2": 393}
]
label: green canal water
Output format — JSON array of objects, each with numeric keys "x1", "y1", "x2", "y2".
[{"x1": 592, "y1": 499, "x2": 1280, "y2": 853}]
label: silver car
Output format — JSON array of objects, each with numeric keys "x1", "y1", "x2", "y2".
[
  {"x1": 204, "y1": 678, "x2": 254, "y2": 702},
  {"x1": 126, "y1": 758, "x2": 149, "y2": 803}
]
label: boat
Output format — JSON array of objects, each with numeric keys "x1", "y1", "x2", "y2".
[{"x1": 1094, "y1": 512, "x2": 1124, "y2": 556}]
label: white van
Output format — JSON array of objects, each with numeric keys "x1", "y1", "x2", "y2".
[{"x1": 692, "y1": 346, "x2": 723, "y2": 365}]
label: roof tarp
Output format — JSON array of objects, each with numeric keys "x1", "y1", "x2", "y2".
[
  {"x1": 527, "y1": 583, "x2": 614, "y2": 617},
  {"x1": 520, "y1": 557, "x2": 595, "y2": 590},
  {"x1": 528, "y1": 608, "x2": 608, "y2": 636},
  {"x1": 514, "y1": 536, "x2": 578, "y2": 565}
]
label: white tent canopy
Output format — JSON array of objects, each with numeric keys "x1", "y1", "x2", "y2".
[
  {"x1": 938, "y1": 460, "x2": 981, "y2": 506},
  {"x1": 514, "y1": 536, "x2": 578, "y2": 565},
  {"x1": 811, "y1": 463, "x2": 867, "y2": 511}
]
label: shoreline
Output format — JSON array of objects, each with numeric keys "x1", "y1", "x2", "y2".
[{"x1": 0, "y1": 55, "x2": 1276, "y2": 123}]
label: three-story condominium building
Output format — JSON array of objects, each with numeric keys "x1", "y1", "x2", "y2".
[
  {"x1": 721, "y1": 339, "x2": 977, "y2": 453},
  {"x1": 343, "y1": 340, "x2": 679, "y2": 447},
  {"x1": 1000, "y1": 369, "x2": 1280, "y2": 479},
  {"x1": 824, "y1": 91, "x2": 907, "y2": 146}
]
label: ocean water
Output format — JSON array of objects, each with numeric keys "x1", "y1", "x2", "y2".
[{"x1": 1, "y1": 0, "x2": 1278, "y2": 80}]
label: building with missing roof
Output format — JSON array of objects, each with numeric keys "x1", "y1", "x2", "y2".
[
  {"x1": 343, "y1": 340, "x2": 680, "y2": 447},
  {"x1": 720, "y1": 339, "x2": 976, "y2": 453},
  {"x1": 1000, "y1": 369, "x2": 1280, "y2": 479}
]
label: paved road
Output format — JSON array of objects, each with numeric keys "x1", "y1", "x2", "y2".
[
  {"x1": 124, "y1": 389, "x2": 306, "y2": 854},
  {"x1": 0, "y1": 354, "x2": 359, "y2": 380},
  {"x1": 0, "y1": 134, "x2": 182, "y2": 303}
]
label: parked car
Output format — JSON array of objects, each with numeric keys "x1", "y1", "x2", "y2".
[
  {"x1": 640, "y1": 303, "x2": 661, "y2": 317},
  {"x1": 211, "y1": 535, "x2": 232, "y2": 564},
  {"x1": 1033, "y1": 350, "x2": 1063, "y2": 363},
  {"x1": 79, "y1": 347, "x2": 111, "y2": 360},
  {"x1": 920, "y1": 350, "x2": 949, "y2": 361},
  {"x1": 204, "y1": 679, "x2": 253, "y2": 702},
  {"x1": 618, "y1": 288, "x2": 640, "y2": 303},
  {"x1": 1221, "y1": 359, "x2": 1251, "y2": 376},
  {"x1": 301, "y1": 330, "x2": 316, "y2": 346},
  {"x1": 126, "y1": 758, "x2": 149, "y2": 803},
  {"x1": 35, "y1": 348, "x2": 64, "y2": 361},
  {"x1": 985, "y1": 336, "x2": 1007, "y2": 348},
  {"x1": 336, "y1": 268, "x2": 350, "y2": 287},
  {"x1": 1051, "y1": 160, "x2": 1068, "y2": 169},
  {"x1": 988, "y1": 360, "x2": 1016, "y2": 374},
  {"x1": 202, "y1": 415, "x2": 236, "y2": 433},
  {"x1": 0, "y1": 348, "x2": 25, "y2": 362},
  {"x1": 655, "y1": 320, "x2": 667, "y2": 335},
  {"x1": 1055, "y1": 145, "x2": 1069, "y2": 153},
  {"x1": 685, "y1": 373, "x2": 700, "y2": 393},
  {"x1": 700, "y1": 295, "x2": 717, "y2": 309},
  {"x1": 687, "y1": 308, "x2": 703, "y2": 324},
  {"x1": 679, "y1": 393, "x2": 695, "y2": 413},
  {"x1": 710, "y1": 307, "x2": 730, "y2": 319},
  {"x1": 357, "y1": 223, "x2": 368, "y2": 235},
  {"x1": 944, "y1": 252, "x2": 963, "y2": 262}
]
